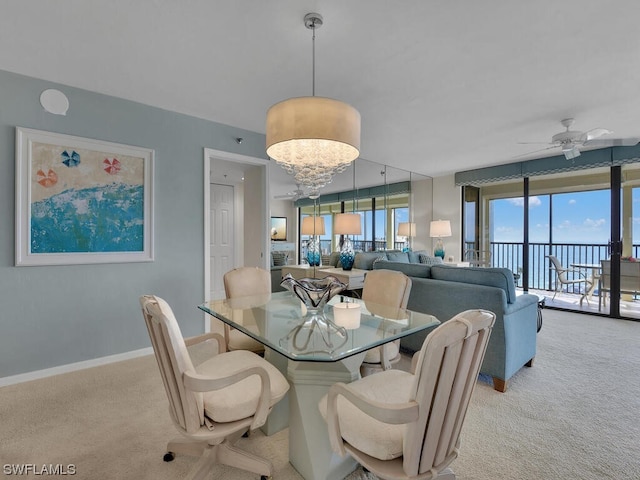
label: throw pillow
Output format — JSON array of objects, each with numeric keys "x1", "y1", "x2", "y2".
[
  {"x1": 372, "y1": 256, "x2": 388, "y2": 268},
  {"x1": 419, "y1": 254, "x2": 444, "y2": 265}
]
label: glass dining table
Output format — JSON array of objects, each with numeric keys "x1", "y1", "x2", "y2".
[{"x1": 198, "y1": 291, "x2": 440, "y2": 480}]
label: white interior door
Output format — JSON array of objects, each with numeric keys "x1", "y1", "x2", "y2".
[{"x1": 210, "y1": 183, "x2": 234, "y2": 300}]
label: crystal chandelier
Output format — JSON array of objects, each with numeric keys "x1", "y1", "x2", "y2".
[{"x1": 266, "y1": 13, "x2": 361, "y2": 197}]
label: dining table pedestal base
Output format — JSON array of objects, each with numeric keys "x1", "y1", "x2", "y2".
[{"x1": 287, "y1": 353, "x2": 366, "y2": 480}]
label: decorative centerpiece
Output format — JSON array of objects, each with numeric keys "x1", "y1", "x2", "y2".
[
  {"x1": 281, "y1": 274, "x2": 346, "y2": 316},
  {"x1": 280, "y1": 274, "x2": 348, "y2": 351}
]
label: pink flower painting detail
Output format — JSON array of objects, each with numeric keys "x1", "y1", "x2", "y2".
[
  {"x1": 37, "y1": 169, "x2": 58, "y2": 187},
  {"x1": 103, "y1": 158, "x2": 121, "y2": 175}
]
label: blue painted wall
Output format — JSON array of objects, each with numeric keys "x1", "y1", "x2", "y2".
[{"x1": 0, "y1": 69, "x2": 267, "y2": 378}]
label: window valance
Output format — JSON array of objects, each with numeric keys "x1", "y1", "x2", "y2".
[
  {"x1": 455, "y1": 144, "x2": 640, "y2": 187},
  {"x1": 294, "y1": 181, "x2": 410, "y2": 207}
]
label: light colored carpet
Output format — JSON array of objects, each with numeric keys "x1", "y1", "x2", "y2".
[{"x1": 1, "y1": 309, "x2": 638, "y2": 479}]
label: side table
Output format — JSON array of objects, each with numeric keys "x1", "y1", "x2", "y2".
[{"x1": 517, "y1": 291, "x2": 545, "y2": 332}]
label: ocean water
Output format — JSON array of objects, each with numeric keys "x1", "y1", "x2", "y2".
[{"x1": 31, "y1": 183, "x2": 144, "y2": 253}]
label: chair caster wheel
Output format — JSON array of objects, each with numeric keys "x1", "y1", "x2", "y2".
[{"x1": 163, "y1": 452, "x2": 175, "y2": 462}]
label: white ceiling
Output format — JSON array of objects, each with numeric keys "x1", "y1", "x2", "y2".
[{"x1": 2, "y1": 1, "x2": 640, "y2": 189}]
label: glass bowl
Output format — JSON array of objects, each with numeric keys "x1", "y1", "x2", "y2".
[{"x1": 280, "y1": 274, "x2": 347, "y2": 315}]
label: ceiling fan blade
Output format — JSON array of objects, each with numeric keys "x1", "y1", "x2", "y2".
[
  {"x1": 517, "y1": 141, "x2": 554, "y2": 145},
  {"x1": 513, "y1": 145, "x2": 560, "y2": 158},
  {"x1": 579, "y1": 128, "x2": 613, "y2": 142},
  {"x1": 583, "y1": 137, "x2": 640, "y2": 147}
]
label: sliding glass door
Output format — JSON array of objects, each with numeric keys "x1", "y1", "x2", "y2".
[{"x1": 466, "y1": 166, "x2": 640, "y2": 318}]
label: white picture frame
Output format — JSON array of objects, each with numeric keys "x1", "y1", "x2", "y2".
[{"x1": 15, "y1": 127, "x2": 154, "y2": 266}]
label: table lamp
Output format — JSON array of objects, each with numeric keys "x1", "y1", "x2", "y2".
[
  {"x1": 334, "y1": 213, "x2": 361, "y2": 270},
  {"x1": 397, "y1": 222, "x2": 416, "y2": 252},
  {"x1": 301, "y1": 216, "x2": 325, "y2": 266},
  {"x1": 430, "y1": 220, "x2": 451, "y2": 259}
]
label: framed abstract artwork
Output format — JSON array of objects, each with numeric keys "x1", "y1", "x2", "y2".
[
  {"x1": 270, "y1": 216, "x2": 287, "y2": 241},
  {"x1": 15, "y1": 127, "x2": 154, "y2": 266}
]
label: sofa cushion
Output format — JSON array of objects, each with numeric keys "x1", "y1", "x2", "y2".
[
  {"x1": 328, "y1": 251, "x2": 341, "y2": 268},
  {"x1": 373, "y1": 260, "x2": 432, "y2": 278},
  {"x1": 418, "y1": 253, "x2": 444, "y2": 265},
  {"x1": 354, "y1": 251, "x2": 387, "y2": 270},
  {"x1": 430, "y1": 265, "x2": 517, "y2": 303},
  {"x1": 386, "y1": 251, "x2": 410, "y2": 263}
]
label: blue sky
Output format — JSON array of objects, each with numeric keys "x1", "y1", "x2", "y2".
[{"x1": 487, "y1": 188, "x2": 640, "y2": 244}]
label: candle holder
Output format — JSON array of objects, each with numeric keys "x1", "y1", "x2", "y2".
[{"x1": 333, "y1": 302, "x2": 361, "y2": 329}]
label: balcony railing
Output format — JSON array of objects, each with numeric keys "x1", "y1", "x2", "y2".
[
  {"x1": 315, "y1": 239, "x2": 407, "y2": 255},
  {"x1": 466, "y1": 241, "x2": 640, "y2": 294}
]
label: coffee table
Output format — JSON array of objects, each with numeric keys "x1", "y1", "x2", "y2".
[{"x1": 281, "y1": 265, "x2": 367, "y2": 291}]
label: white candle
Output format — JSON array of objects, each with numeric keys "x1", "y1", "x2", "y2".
[{"x1": 333, "y1": 302, "x2": 361, "y2": 329}]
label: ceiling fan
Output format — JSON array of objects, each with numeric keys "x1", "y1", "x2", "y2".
[
  {"x1": 273, "y1": 184, "x2": 320, "y2": 201},
  {"x1": 518, "y1": 118, "x2": 639, "y2": 160}
]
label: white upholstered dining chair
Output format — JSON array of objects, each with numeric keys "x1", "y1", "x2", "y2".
[
  {"x1": 359, "y1": 269, "x2": 412, "y2": 376},
  {"x1": 140, "y1": 295, "x2": 289, "y2": 480},
  {"x1": 222, "y1": 266, "x2": 271, "y2": 353},
  {"x1": 320, "y1": 309, "x2": 495, "y2": 480}
]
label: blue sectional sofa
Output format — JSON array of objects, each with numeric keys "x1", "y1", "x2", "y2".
[{"x1": 355, "y1": 252, "x2": 539, "y2": 392}]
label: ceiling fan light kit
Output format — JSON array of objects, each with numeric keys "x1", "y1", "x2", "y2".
[{"x1": 562, "y1": 144, "x2": 581, "y2": 160}]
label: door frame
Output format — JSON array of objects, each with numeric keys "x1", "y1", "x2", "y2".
[{"x1": 203, "y1": 148, "x2": 270, "y2": 332}]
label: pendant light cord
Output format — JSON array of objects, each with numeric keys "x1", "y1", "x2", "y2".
[{"x1": 311, "y1": 19, "x2": 316, "y2": 97}]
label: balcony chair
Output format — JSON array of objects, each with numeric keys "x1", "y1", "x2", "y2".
[
  {"x1": 547, "y1": 255, "x2": 592, "y2": 305},
  {"x1": 359, "y1": 270, "x2": 413, "y2": 377},
  {"x1": 463, "y1": 249, "x2": 492, "y2": 267},
  {"x1": 320, "y1": 309, "x2": 495, "y2": 480},
  {"x1": 598, "y1": 259, "x2": 640, "y2": 311},
  {"x1": 139, "y1": 295, "x2": 289, "y2": 480},
  {"x1": 222, "y1": 267, "x2": 271, "y2": 354}
]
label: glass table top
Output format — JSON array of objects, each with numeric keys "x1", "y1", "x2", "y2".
[{"x1": 198, "y1": 291, "x2": 440, "y2": 362}]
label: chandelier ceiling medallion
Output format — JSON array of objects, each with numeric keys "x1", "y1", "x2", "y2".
[{"x1": 266, "y1": 13, "x2": 361, "y2": 198}]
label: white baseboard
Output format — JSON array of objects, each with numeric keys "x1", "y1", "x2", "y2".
[{"x1": 0, "y1": 347, "x2": 153, "y2": 388}]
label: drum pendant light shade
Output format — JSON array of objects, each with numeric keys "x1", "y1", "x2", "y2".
[{"x1": 266, "y1": 97, "x2": 361, "y2": 166}]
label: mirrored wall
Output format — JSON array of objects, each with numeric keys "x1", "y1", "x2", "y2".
[{"x1": 278, "y1": 158, "x2": 433, "y2": 262}]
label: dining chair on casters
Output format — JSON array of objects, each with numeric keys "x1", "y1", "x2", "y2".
[
  {"x1": 139, "y1": 295, "x2": 289, "y2": 480},
  {"x1": 319, "y1": 309, "x2": 496, "y2": 480},
  {"x1": 547, "y1": 255, "x2": 592, "y2": 305},
  {"x1": 222, "y1": 266, "x2": 271, "y2": 354},
  {"x1": 359, "y1": 269, "x2": 412, "y2": 377}
]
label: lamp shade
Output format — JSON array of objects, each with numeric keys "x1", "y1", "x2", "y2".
[
  {"x1": 430, "y1": 220, "x2": 452, "y2": 238},
  {"x1": 301, "y1": 216, "x2": 326, "y2": 236},
  {"x1": 266, "y1": 97, "x2": 361, "y2": 167},
  {"x1": 397, "y1": 222, "x2": 416, "y2": 237},
  {"x1": 334, "y1": 213, "x2": 362, "y2": 235}
]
